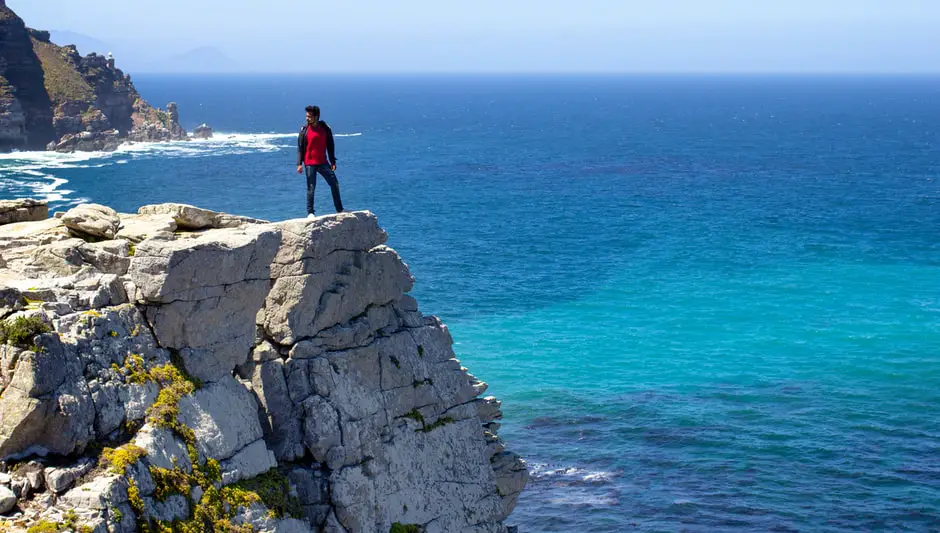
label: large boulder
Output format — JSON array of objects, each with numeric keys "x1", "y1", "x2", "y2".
[{"x1": 61, "y1": 203, "x2": 121, "y2": 239}]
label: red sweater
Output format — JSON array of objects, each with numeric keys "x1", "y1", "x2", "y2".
[{"x1": 304, "y1": 124, "x2": 329, "y2": 165}]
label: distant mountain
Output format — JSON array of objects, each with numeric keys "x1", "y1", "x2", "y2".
[
  {"x1": 48, "y1": 34, "x2": 237, "y2": 74},
  {"x1": 48, "y1": 30, "x2": 112, "y2": 56},
  {"x1": 143, "y1": 46, "x2": 239, "y2": 73}
]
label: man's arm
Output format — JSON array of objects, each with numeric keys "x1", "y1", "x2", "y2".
[
  {"x1": 297, "y1": 127, "x2": 306, "y2": 167},
  {"x1": 324, "y1": 123, "x2": 337, "y2": 167}
]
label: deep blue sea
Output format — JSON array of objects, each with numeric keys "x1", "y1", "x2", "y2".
[{"x1": 2, "y1": 75, "x2": 940, "y2": 532}]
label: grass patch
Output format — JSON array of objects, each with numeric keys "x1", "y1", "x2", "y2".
[
  {"x1": 0, "y1": 315, "x2": 51, "y2": 348},
  {"x1": 31, "y1": 38, "x2": 95, "y2": 103}
]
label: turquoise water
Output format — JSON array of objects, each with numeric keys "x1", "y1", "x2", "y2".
[{"x1": 2, "y1": 75, "x2": 940, "y2": 531}]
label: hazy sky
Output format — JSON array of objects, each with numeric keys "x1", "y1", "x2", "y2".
[{"x1": 11, "y1": 0, "x2": 940, "y2": 73}]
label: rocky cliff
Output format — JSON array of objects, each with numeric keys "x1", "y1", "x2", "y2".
[
  {"x1": 0, "y1": 4, "x2": 186, "y2": 153},
  {"x1": 0, "y1": 200, "x2": 528, "y2": 532},
  {"x1": 0, "y1": 6, "x2": 55, "y2": 151}
]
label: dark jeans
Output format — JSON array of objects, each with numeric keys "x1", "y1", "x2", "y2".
[{"x1": 305, "y1": 164, "x2": 344, "y2": 215}]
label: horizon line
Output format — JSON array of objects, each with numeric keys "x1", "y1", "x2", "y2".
[{"x1": 127, "y1": 70, "x2": 940, "y2": 76}]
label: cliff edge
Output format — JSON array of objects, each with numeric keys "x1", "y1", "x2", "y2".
[{"x1": 0, "y1": 200, "x2": 528, "y2": 532}]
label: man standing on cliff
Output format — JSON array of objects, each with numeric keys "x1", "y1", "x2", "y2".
[{"x1": 296, "y1": 105, "x2": 344, "y2": 218}]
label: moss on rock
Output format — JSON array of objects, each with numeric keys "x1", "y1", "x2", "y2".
[{"x1": 101, "y1": 443, "x2": 148, "y2": 475}]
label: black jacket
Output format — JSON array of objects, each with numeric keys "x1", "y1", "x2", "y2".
[{"x1": 297, "y1": 121, "x2": 336, "y2": 166}]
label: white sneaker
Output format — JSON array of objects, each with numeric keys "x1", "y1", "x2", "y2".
[{"x1": 306, "y1": 214, "x2": 316, "y2": 220}]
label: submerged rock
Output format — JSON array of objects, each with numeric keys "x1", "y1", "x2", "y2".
[{"x1": 192, "y1": 123, "x2": 213, "y2": 139}]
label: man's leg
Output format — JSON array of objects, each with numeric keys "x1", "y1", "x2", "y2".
[
  {"x1": 305, "y1": 165, "x2": 317, "y2": 215},
  {"x1": 317, "y1": 165, "x2": 345, "y2": 213}
]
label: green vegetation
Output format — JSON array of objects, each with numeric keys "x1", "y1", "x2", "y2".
[
  {"x1": 390, "y1": 523, "x2": 422, "y2": 533},
  {"x1": 150, "y1": 466, "x2": 191, "y2": 501},
  {"x1": 25, "y1": 522, "x2": 59, "y2": 533},
  {"x1": 417, "y1": 345, "x2": 424, "y2": 358},
  {"x1": 0, "y1": 75, "x2": 13, "y2": 99},
  {"x1": 417, "y1": 417, "x2": 455, "y2": 433},
  {"x1": 401, "y1": 408, "x2": 454, "y2": 433},
  {"x1": 229, "y1": 469, "x2": 303, "y2": 519},
  {"x1": 25, "y1": 511, "x2": 94, "y2": 533},
  {"x1": 0, "y1": 315, "x2": 51, "y2": 348},
  {"x1": 109, "y1": 352, "x2": 297, "y2": 532},
  {"x1": 402, "y1": 409, "x2": 425, "y2": 425},
  {"x1": 169, "y1": 350, "x2": 204, "y2": 389},
  {"x1": 101, "y1": 443, "x2": 148, "y2": 475},
  {"x1": 31, "y1": 38, "x2": 94, "y2": 103}
]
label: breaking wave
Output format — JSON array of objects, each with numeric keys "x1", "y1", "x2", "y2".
[{"x1": 524, "y1": 462, "x2": 622, "y2": 507}]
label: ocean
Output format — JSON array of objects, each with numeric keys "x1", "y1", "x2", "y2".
[{"x1": 2, "y1": 74, "x2": 939, "y2": 532}]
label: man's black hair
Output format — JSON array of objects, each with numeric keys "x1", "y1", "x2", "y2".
[{"x1": 305, "y1": 105, "x2": 320, "y2": 116}]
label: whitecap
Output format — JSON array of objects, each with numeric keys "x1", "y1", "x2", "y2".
[{"x1": 528, "y1": 463, "x2": 618, "y2": 485}]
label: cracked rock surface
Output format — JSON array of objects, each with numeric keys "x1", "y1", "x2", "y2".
[{"x1": 0, "y1": 202, "x2": 528, "y2": 532}]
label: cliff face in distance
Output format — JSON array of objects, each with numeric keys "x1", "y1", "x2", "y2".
[
  {"x1": 0, "y1": 201, "x2": 529, "y2": 533},
  {"x1": 0, "y1": 5, "x2": 55, "y2": 151},
  {"x1": 0, "y1": 4, "x2": 186, "y2": 153}
]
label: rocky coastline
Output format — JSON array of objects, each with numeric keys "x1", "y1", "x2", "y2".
[
  {"x1": 0, "y1": 199, "x2": 528, "y2": 532},
  {"x1": 0, "y1": 4, "x2": 193, "y2": 153}
]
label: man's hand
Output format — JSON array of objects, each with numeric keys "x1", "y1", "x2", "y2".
[
  {"x1": 296, "y1": 165, "x2": 303, "y2": 174},
  {"x1": 330, "y1": 163, "x2": 336, "y2": 172}
]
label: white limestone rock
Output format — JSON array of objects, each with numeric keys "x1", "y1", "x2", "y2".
[
  {"x1": 0, "y1": 484, "x2": 16, "y2": 514},
  {"x1": 61, "y1": 204, "x2": 121, "y2": 240},
  {"x1": 0, "y1": 207, "x2": 527, "y2": 533}
]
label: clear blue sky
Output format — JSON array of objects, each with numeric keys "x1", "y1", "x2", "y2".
[{"x1": 10, "y1": 0, "x2": 940, "y2": 73}]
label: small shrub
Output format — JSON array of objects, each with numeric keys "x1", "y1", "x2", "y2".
[
  {"x1": 0, "y1": 315, "x2": 51, "y2": 348},
  {"x1": 229, "y1": 469, "x2": 303, "y2": 519}
]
